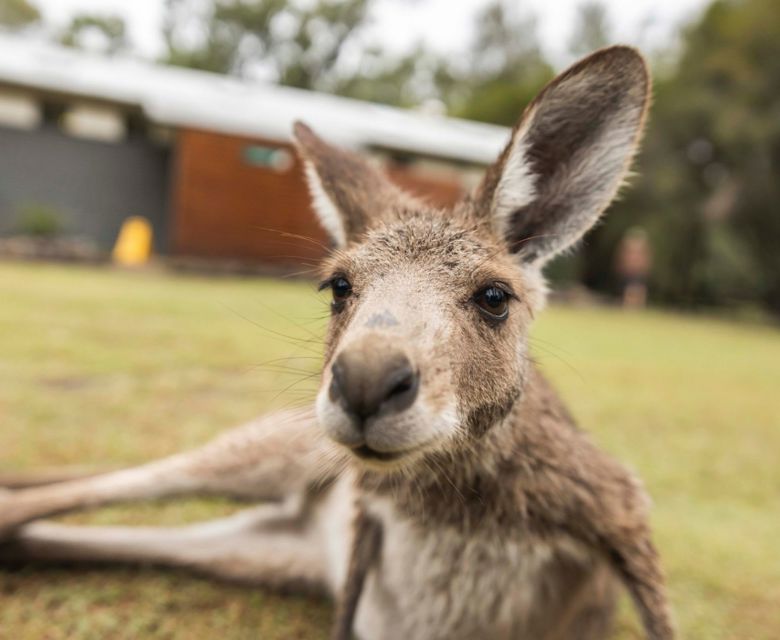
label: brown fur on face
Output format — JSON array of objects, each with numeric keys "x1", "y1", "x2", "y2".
[{"x1": 315, "y1": 208, "x2": 542, "y2": 463}]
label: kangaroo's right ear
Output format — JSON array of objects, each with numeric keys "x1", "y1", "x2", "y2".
[
  {"x1": 474, "y1": 46, "x2": 651, "y2": 266},
  {"x1": 293, "y1": 122, "x2": 398, "y2": 248}
]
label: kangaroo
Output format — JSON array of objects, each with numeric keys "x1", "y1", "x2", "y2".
[{"x1": 0, "y1": 46, "x2": 674, "y2": 640}]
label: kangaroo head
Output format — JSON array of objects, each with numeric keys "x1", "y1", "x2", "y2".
[{"x1": 294, "y1": 46, "x2": 650, "y2": 471}]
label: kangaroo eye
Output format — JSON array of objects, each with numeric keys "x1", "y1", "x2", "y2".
[
  {"x1": 331, "y1": 277, "x2": 353, "y2": 305},
  {"x1": 474, "y1": 286, "x2": 509, "y2": 320}
]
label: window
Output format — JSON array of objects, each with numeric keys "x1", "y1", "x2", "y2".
[
  {"x1": 62, "y1": 103, "x2": 126, "y2": 142},
  {"x1": 0, "y1": 89, "x2": 41, "y2": 130},
  {"x1": 242, "y1": 145, "x2": 293, "y2": 172}
]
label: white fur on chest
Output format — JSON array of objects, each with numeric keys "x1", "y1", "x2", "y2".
[{"x1": 354, "y1": 497, "x2": 584, "y2": 640}]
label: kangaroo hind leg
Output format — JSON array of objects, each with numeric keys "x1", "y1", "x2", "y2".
[{"x1": 1, "y1": 500, "x2": 328, "y2": 595}]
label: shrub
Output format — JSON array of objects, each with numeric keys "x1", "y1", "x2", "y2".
[{"x1": 16, "y1": 203, "x2": 65, "y2": 238}]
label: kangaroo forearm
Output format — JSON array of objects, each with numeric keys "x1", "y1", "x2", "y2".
[
  {"x1": 0, "y1": 408, "x2": 335, "y2": 535},
  {"x1": 608, "y1": 533, "x2": 675, "y2": 640},
  {"x1": 0, "y1": 456, "x2": 198, "y2": 532},
  {"x1": 581, "y1": 493, "x2": 674, "y2": 639},
  {"x1": 524, "y1": 445, "x2": 674, "y2": 640}
]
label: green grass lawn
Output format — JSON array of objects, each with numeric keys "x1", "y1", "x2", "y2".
[{"x1": 1, "y1": 261, "x2": 778, "y2": 639}]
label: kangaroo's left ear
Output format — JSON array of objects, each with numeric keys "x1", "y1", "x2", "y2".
[
  {"x1": 292, "y1": 122, "x2": 401, "y2": 249},
  {"x1": 475, "y1": 46, "x2": 651, "y2": 266}
]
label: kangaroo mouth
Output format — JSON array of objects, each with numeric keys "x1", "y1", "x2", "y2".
[
  {"x1": 348, "y1": 434, "x2": 445, "y2": 465},
  {"x1": 351, "y1": 444, "x2": 405, "y2": 462}
]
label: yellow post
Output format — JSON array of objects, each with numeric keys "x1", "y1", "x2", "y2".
[{"x1": 112, "y1": 216, "x2": 153, "y2": 266}]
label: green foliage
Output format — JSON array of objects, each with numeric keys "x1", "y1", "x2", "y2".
[
  {"x1": 568, "y1": 1, "x2": 611, "y2": 57},
  {"x1": 159, "y1": 0, "x2": 454, "y2": 107},
  {"x1": 0, "y1": 0, "x2": 39, "y2": 30},
  {"x1": 333, "y1": 45, "x2": 445, "y2": 108},
  {"x1": 157, "y1": 0, "x2": 552, "y2": 111},
  {"x1": 16, "y1": 203, "x2": 64, "y2": 238},
  {"x1": 59, "y1": 13, "x2": 128, "y2": 55},
  {"x1": 444, "y1": 2, "x2": 554, "y2": 124},
  {"x1": 161, "y1": 0, "x2": 372, "y2": 92},
  {"x1": 589, "y1": 0, "x2": 780, "y2": 313}
]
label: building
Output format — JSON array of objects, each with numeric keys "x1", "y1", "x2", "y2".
[{"x1": 0, "y1": 36, "x2": 510, "y2": 267}]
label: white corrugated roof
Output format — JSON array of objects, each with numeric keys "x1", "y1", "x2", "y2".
[{"x1": 0, "y1": 35, "x2": 510, "y2": 164}]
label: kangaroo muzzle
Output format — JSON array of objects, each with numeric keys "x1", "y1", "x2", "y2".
[{"x1": 329, "y1": 345, "x2": 419, "y2": 426}]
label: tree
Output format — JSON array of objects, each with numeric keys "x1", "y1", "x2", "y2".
[
  {"x1": 0, "y1": 0, "x2": 40, "y2": 30},
  {"x1": 60, "y1": 14, "x2": 128, "y2": 55},
  {"x1": 441, "y1": 1, "x2": 554, "y2": 125},
  {"x1": 568, "y1": 1, "x2": 611, "y2": 58},
  {"x1": 161, "y1": 0, "x2": 372, "y2": 92},
  {"x1": 160, "y1": 0, "x2": 439, "y2": 107},
  {"x1": 161, "y1": 0, "x2": 237, "y2": 74},
  {"x1": 580, "y1": 0, "x2": 780, "y2": 314},
  {"x1": 674, "y1": 0, "x2": 780, "y2": 313},
  {"x1": 333, "y1": 44, "x2": 446, "y2": 108}
]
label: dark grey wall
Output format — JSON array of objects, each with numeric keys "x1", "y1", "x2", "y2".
[{"x1": 0, "y1": 123, "x2": 171, "y2": 252}]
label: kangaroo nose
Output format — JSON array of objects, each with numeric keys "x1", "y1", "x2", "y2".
[{"x1": 329, "y1": 349, "x2": 419, "y2": 425}]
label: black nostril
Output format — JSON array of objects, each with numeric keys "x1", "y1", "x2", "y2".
[
  {"x1": 389, "y1": 375, "x2": 414, "y2": 397},
  {"x1": 329, "y1": 359, "x2": 346, "y2": 403},
  {"x1": 329, "y1": 350, "x2": 419, "y2": 425},
  {"x1": 383, "y1": 365, "x2": 418, "y2": 407}
]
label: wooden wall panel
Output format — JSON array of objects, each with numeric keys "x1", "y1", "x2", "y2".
[
  {"x1": 170, "y1": 129, "x2": 466, "y2": 266},
  {"x1": 171, "y1": 129, "x2": 327, "y2": 264},
  {"x1": 386, "y1": 165, "x2": 465, "y2": 209}
]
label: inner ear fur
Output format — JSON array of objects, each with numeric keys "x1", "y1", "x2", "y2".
[
  {"x1": 475, "y1": 46, "x2": 651, "y2": 265},
  {"x1": 292, "y1": 122, "x2": 400, "y2": 248}
]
